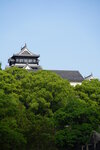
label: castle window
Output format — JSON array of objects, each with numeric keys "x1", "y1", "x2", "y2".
[
  {"x1": 33, "y1": 59, "x2": 36, "y2": 63},
  {"x1": 29, "y1": 59, "x2": 32, "y2": 63},
  {"x1": 16, "y1": 59, "x2": 19, "y2": 62},
  {"x1": 20, "y1": 59, "x2": 24, "y2": 62},
  {"x1": 24, "y1": 59, "x2": 28, "y2": 63}
]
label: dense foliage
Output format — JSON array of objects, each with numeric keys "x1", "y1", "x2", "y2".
[
  {"x1": 0, "y1": 62, "x2": 2, "y2": 70},
  {"x1": 0, "y1": 67, "x2": 100, "y2": 150}
]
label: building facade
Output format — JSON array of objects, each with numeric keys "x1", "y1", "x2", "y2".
[{"x1": 8, "y1": 44, "x2": 84, "y2": 86}]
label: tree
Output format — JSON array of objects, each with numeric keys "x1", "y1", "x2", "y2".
[
  {"x1": 0, "y1": 67, "x2": 100, "y2": 149},
  {"x1": 0, "y1": 67, "x2": 73, "y2": 149},
  {"x1": 0, "y1": 62, "x2": 2, "y2": 70},
  {"x1": 5, "y1": 67, "x2": 73, "y2": 115},
  {"x1": 0, "y1": 90, "x2": 27, "y2": 149},
  {"x1": 54, "y1": 97, "x2": 100, "y2": 150},
  {"x1": 75, "y1": 79, "x2": 100, "y2": 105}
]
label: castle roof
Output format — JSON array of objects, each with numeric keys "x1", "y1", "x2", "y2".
[
  {"x1": 50, "y1": 70, "x2": 84, "y2": 82},
  {"x1": 13, "y1": 44, "x2": 40, "y2": 58}
]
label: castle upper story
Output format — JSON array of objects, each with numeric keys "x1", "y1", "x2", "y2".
[{"x1": 8, "y1": 44, "x2": 41, "y2": 70}]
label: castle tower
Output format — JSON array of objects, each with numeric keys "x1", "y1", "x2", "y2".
[{"x1": 8, "y1": 44, "x2": 42, "y2": 70}]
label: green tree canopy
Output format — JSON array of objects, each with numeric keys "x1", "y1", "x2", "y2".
[
  {"x1": 54, "y1": 97, "x2": 100, "y2": 150},
  {"x1": 0, "y1": 67, "x2": 100, "y2": 150}
]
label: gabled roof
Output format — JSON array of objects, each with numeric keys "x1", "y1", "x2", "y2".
[
  {"x1": 49, "y1": 70, "x2": 84, "y2": 82},
  {"x1": 23, "y1": 64, "x2": 32, "y2": 70},
  {"x1": 13, "y1": 44, "x2": 40, "y2": 57}
]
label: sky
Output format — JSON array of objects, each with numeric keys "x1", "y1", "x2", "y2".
[{"x1": 0, "y1": 0, "x2": 100, "y2": 78}]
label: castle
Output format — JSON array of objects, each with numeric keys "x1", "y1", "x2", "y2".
[{"x1": 8, "y1": 44, "x2": 84, "y2": 86}]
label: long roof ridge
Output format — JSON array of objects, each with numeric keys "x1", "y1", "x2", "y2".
[{"x1": 48, "y1": 69, "x2": 80, "y2": 72}]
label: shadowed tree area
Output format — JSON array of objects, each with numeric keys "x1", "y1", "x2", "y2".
[{"x1": 0, "y1": 67, "x2": 100, "y2": 150}]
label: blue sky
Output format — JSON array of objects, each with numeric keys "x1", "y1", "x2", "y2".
[{"x1": 0, "y1": 0, "x2": 100, "y2": 78}]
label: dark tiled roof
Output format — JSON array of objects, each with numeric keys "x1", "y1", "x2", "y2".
[{"x1": 49, "y1": 70, "x2": 84, "y2": 82}]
